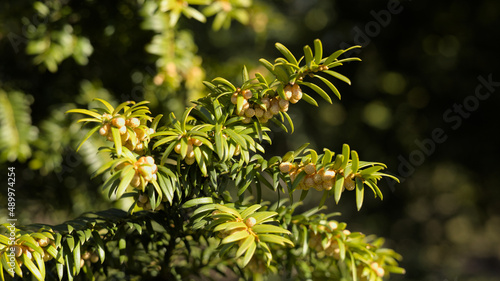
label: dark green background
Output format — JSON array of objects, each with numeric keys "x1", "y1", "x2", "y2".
[{"x1": 1, "y1": 0, "x2": 499, "y2": 280}]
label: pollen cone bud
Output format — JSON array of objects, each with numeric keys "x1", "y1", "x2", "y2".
[
  {"x1": 130, "y1": 174, "x2": 141, "y2": 188},
  {"x1": 231, "y1": 92, "x2": 239, "y2": 104},
  {"x1": 323, "y1": 181, "x2": 333, "y2": 190},
  {"x1": 270, "y1": 104, "x2": 280, "y2": 115},
  {"x1": 242, "y1": 89, "x2": 253, "y2": 100},
  {"x1": 139, "y1": 166, "x2": 153, "y2": 180},
  {"x1": 344, "y1": 176, "x2": 355, "y2": 191},
  {"x1": 102, "y1": 113, "x2": 112, "y2": 121},
  {"x1": 191, "y1": 138, "x2": 203, "y2": 147},
  {"x1": 328, "y1": 221, "x2": 338, "y2": 231},
  {"x1": 90, "y1": 253, "x2": 99, "y2": 263},
  {"x1": 174, "y1": 142, "x2": 182, "y2": 154},
  {"x1": 322, "y1": 170, "x2": 336, "y2": 182},
  {"x1": 292, "y1": 83, "x2": 302, "y2": 101},
  {"x1": 278, "y1": 99, "x2": 289, "y2": 111},
  {"x1": 245, "y1": 217, "x2": 257, "y2": 228},
  {"x1": 38, "y1": 237, "x2": 49, "y2": 247},
  {"x1": 144, "y1": 156, "x2": 155, "y2": 165},
  {"x1": 138, "y1": 193, "x2": 149, "y2": 204},
  {"x1": 304, "y1": 175, "x2": 315, "y2": 188},
  {"x1": 43, "y1": 252, "x2": 53, "y2": 262},
  {"x1": 376, "y1": 267, "x2": 385, "y2": 277},
  {"x1": 284, "y1": 84, "x2": 293, "y2": 100},
  {"x1": 304, "y1": 163, "x2": 316, "y2": 175},
  {"x1": 185, "y1": 156, "x2": 195, "y2": 165},
  {"x1": 135, "y1": 128, "x2": 147, "y2": 141},
  {"x1": 111, "y1": 117, "x2": 126, "y2": 128},
  {"x1": 135, "y1": 142, "x2": 144, "y2": 152},
  {"x1": 370, "y1": 262, "x2": 379, "y2": 271},
  {"x1": 258, "y1": 117, "x2": 269, "y2": 123},
  {"x1": 13, "y1": 245, "x2": 23, "y2": 257},
  {"x1": 118, "y1": 126, "x2": 127, "y2": 135},
  {"x1": 82, "y1": 251, "x2": 91, "y2": 260},
  {"x1": 254, "y1": 107, "x2": 264, "y2": 118},
  {"x1": 260, "y1": 97, "x2": 270, "y2": 110},
  {"x1": 99, "y1": 124, "x2": 110, "y2": 136},
  {"x1": 244, "y1": 108, "x2": 255, "y2": 118},
  {"x1": 186, "y1": 144, "x2": 195, "y2": 158},
  {"x1": 24, "y1": 248, "x2": 32, "y2": 260},
  {"x1": 264, "y1": 110, "x2": 273, "y2": 119},
  {"x1": 241, "y1": 99, "x2": 250, "y2": 112},
  {"x1": 313, "y1": 173, "x2": 322, "y2": 184},
  {"x1": 126, "y1": 117, "x2": 140, "y2": 128},
  {"x1": 279, "y1": 162, "x2": 292, "y2": 173}
]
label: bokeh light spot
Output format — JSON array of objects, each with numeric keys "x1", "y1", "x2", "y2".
[
  {"x1": 446, "y1": 216, "x2": 473, "y2": 244},
  {"x1": 380, "y1": 72, "x2": 406, "y2": 95},
  {"x1": 363, "y1": 101, "x2": 392, "y2": 129},
  {"x1": 305, "y1": 8, "x2": 329, "y2": 31}
]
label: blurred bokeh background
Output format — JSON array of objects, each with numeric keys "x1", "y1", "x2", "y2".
[{"x1": 1, "y1": 0, "x2": 499, "y2": 280}]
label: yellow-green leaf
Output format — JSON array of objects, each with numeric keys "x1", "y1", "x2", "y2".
[
  {"x1": 0, "y1": 234, "x2": 10, "y2": 245},
  {"x1": 313, "y1": 39, "x2": 323, "y2": 64},
  {"x1": 356, "y1": 177, "x2": 365, "y2": 211},
  {"x1": 75, "y1": 125, "x2": 100, "y2": 152},
  {"x1": 275, "y1": 42, "x2": 298, "y2": 66},
  {"x1": 0, "y1": 256, "x2": 4, "y2": 281},
  {"x1": 323, "y1": 70, "x2": 352, "y2": 85},
  {"x1": 221, "y1": 230, "x2": 249, "y2": 244},
  {"x1": 22, "y1": 253, "x2": 43, "y2": 281},
  {"x1": 1, "y1": 252, "x2": 14, "y2": 277},
  {"x1": 259, "y1": 58, "x2": 274, "y2": 73},
  {"x1": 252, "y1": 224, "x2": 290, "y2": 235},
  {"x1": 324, "y1": 46, "x2": 361, "y2": 65},
  {"x1": 66, "y1": 109, "x2": 102, "y2": 119},
  {"x1": 300, "y1": 81, "x2": 332, "y2": 103},
  {"x1": 183, "y1": 197, "x2": 214, "y2": 208},
  {"x1": 112, "y1": 101, "x2": 134, "y2": 116},
  {"x1": 236, "y1": 95, "x2": 245, "y2": 116},
  {"x1": 242, "y1": 241, "x2": 256, "y2": 267},
  {"x1": 341, "y1": 143, "x2": 350, "y2": 169},
  {"x1": 257, "y1": 234, "x2": 294, "y2": 246},
  {"x1": 351, "y1": 150, "x2": 359, "y2": 174},
  {"x1": 240, "y1": 205, "x2": 262, "y2": 219},
  {"x1": 116, "y1": 165, "x2": 135, "y2": 199},
  {"x1": 313, "y1": 74, "x2": 341, "y2": 100},
  {"x1": 33, "y1": 252, "x2": 45, "y2": 280},
  {"x1": 91, "y1": 231, "x2": 106, "y2": 263},
  {"x1": 251, "y1": 211, "x2": 277, "y2": 224},
  {"x1": 212, "y1": 77, "x2": 236, "y2": 92},
  {"x1": 215, "y1": 204, "x2": 242, "y2": 219},
  {"x1": 334, "y1": 174, "x2": 344, "y2": 204},
  {"x1": 214, "y1": 221, "x2": 247, "y2": 233},
  {"x1": 300, "y1": 93, "x2": 318, "y2": 107},
  {"x1": 304, "y1": 45, "x2": 314, "y2": 67},
  {"x1": 235, "y1": 235, "x2": 255, "y2": 258},
  {"x1": 111, "y1": 127, "x2": 122, "y2": 157},
  {"x1": 93, "y1": 98, "x2": 114, "y2": 113},
  {"x1": 45, "y1": 244, "x2": 63, "y2": 263}
]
